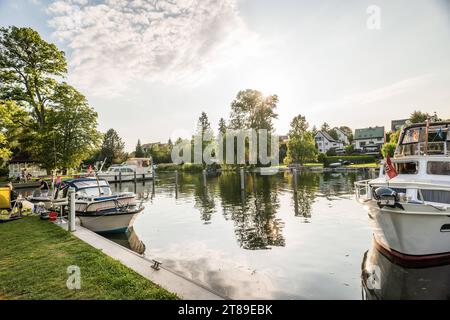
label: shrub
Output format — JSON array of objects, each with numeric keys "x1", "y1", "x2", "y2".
[
  {"x1": 321, "y1": 155, "x2": 377, "y2": 167},
  {"x1": 181, "y1": 163, "x2": 204, "y2": 172},
  {"x1": 326, "y1": 148, "x2": 337, "y2": 156},
  {"x1": 155, "y1": 163, "x2": 180, "y2": 172},
  {"x1": 317, "y1": 153, "x2": 327, "y2": 163}
]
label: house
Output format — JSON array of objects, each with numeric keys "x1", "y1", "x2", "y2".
[
  {"x1": 315, "y1": 131, "x2": 344, "y2": 154},
  {"x1": 8, "y1": 161, "x2": 47, "y2": 180},
  {"x1": 354, "y1": 126, "x2": 385, "y2": 154},
  {"x1": 333, "y1": 127, "x2": 350, "y2": 145},
  {"x1": 391, "y1": 119, "x2": 408, "y2": 131}
]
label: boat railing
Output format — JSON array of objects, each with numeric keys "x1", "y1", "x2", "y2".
[{"x1": 354, "y1": 180, "x2": 372, "y2": 202}]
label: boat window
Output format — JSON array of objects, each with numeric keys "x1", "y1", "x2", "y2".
[
  {"x1": 419, "y1": 190, "x2": 450, "y2": 204},
  {"x1": 427, "y1": 162, "x2": 450, "y2": 175},
  {"x1": 394, "y1": 162, "x2": 418, "y2": 174},
  {"x1": 77, "y1": 187, "x2": 112, "y2": 198}
]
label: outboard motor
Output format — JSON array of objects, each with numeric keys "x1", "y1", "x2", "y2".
[{"x1": 373, "y1": 187, "x2": 403, "y2": 209}]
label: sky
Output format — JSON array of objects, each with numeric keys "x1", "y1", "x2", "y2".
[{"x1": 1, "y1": 0, "x2": 449, "y2": 150}]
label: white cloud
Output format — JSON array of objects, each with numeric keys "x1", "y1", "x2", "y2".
[
  {"x1": 342, "y1": 74, "x2": 432, "y2": 105},
  {"x1": 47, "y1": 0, "x2": 259, "y2": 96}
]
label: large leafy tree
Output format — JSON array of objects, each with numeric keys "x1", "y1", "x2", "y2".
[
  {"x1": 98, "y1": 129, "x2": 126, "y2": 167},
  {"x1": 0, "y1": 100, "x2": 31, "y2": 163},
  {"x1": 285, "y1": 115, "x2": 317, "y2": 165},
  {"x1": 0, "y1": 26, "x2": 67, "y2": 126},
  {"x1": 38, "y1": 83, "x2": 101, "y2": 170},
  {"x1": 229, "y1": 89, "x2": 278, "y2": 130}
]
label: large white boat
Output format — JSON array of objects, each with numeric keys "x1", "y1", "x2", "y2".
[
  {"x1": 97, "y1": 158, "x2": 154, "y2": 183},
  {"x1": 355, "y1": 121, "x2": 450, "y2": 266}
]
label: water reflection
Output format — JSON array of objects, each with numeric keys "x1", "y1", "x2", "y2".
[
  {"x1": 104, "y1": 227, "x2": 146, "y2": 254},
  {"x1": 361, "y1": 243, "x2": 450, "y2": 300},
  {"x1": 111, "y1": 171, "x2": 365, "y2": 252},
  {"x1": 107, "y1": 170, "x2": 379, "y2": 299}
]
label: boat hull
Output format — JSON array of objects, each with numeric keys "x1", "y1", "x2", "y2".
[
  {"x1": 366, "y1": 201, "x2": 450, "y2": 266},
  {"x1": 78, "y1": 209, "x2": 142, "y2": 233}
]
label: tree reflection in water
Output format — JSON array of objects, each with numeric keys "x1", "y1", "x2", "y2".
[{"x1": 114, "y1": 170, "x2": 369, "y2": 252}]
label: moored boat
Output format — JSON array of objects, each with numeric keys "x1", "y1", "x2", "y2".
[
  {"x1": 97, "y1": 158, "x2": 154, "y2": 183},
  {"x1": 29, "y1": 177, "x2": 143, "y2": 233},
  {"x1": 355, "y1": 121, "x2": 450, "y2": 266}
]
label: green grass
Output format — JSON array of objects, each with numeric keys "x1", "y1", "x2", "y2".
[
  {"x1": 345, "y1": 162, "x2": 379, "y2": 168},
  {"x1": 0, "y1": 217, "x2": 178, "y2": 300},
  {"x1": 303, "y1": 163, "x2": 324, "y2": 167}
]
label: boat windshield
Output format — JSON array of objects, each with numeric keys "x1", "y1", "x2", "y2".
[
  {"x1": 397, "y1": 125, "x2": 449, "y2": 156},
  {"x1": 427, "y1": 161, "x2": 450, "y2": 175},
  {"x1": 77, "y1": 186, "x2": 112, "y2": 198}
]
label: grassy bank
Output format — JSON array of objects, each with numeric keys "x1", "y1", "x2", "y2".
[
  {"x1": 345, "y1": 163, "x2": 379, "y2": 168},
  {"x1": 0, "y1": 217, "x2": 178, "y2": 300}
]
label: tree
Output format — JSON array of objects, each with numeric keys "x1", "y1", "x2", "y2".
[
  {"x1": 135, "y1": 139, "x2": 145, "y2": 158},
  {"x1": 99, "y1": 129, "x2": 126, "y2": 167},
  {"x1": 285, "y1": 115, "x2": 317, "y2": 165},
  {"x1": 229, "y1": 89, "x2": 278, "y2": 130},
  {"x1": 0, "y1": 100, "x2": 31, "y2": 164},
  {"x1": 409, "y1": 111, "x2": 441, "y2": 124},
  {"x1": 328, "y1": 128, "x2": 339, "y2": 141},
  {"x1": 381, "y1": 130, "x2": 400, "y2": 158},
  {"x1": 339, "y1": 126, "x2": 353, "y2": 143},
  {"x1": 0, "y1": 26, "x2": 67, "y2": 126},
  {"x1": 196, "y1": 112, "x2": 214, "y2": 166},
  {"x1": 218, "y1": 117, "x2": 227, "y2": 134},
  {"x1": 37, "y1": 83, "x2": 101, "y2": 171},
  {"x1": 320, "y1": 122, "x2": 331, "y2": 133}
]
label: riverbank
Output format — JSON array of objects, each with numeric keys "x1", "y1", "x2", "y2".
[{"x1": 0, "y1": 217, "x2": 178, "y2": 300}]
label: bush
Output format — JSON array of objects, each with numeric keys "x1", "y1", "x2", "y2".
[
  {"x1": 320, "y1": 155, "x2": 377, "y2": 167},
  {"x1": 317, "y1": 153, "x2": 327, "y2": 163},
  {"x1": 181, "y1": 163, "x2": 204, "y2": 172},
  {"x1": 326, "y1": 148, "x2": 337, "y2": 156},
  {"x1": 155, "y1": 163, "x2": 180, "y2": 172}
]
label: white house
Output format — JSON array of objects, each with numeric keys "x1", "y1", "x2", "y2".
[
  {"x1": 333, "y1": 127, "x2": 350, "y2": 145},
  {"x1": 315, "y1": 131, "x2": 344, "y2": 154},
  {"x1": 354, "y1": 126, "x2": 385, "y2": 154}
]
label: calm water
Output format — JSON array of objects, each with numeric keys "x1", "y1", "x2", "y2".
[
  {"x1": 109, "y1": 171, "x2": 371, "y2": 299},
  {"x1": 107, "y1": 171, "x2": 450, "y2": 300}
]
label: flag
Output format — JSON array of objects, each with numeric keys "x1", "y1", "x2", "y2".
[{"x1": 385, "y1": 155, "x2": 398, "y2": 180}]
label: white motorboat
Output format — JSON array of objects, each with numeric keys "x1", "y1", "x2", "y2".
[
  {"x1": 97, "y1": 158, "x2": 154, "y2": 183},
  {"x1": 61, "y1": 178, "x2": 143, "y2": 233},
  {"x1": 29, "y1": 178, "x2": 143, "y2": 233},
  {"x1": 355, "y1": 121, "x2": 450, "y2": 266}
]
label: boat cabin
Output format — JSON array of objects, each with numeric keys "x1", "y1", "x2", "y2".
[{"x1": 396, "y1": 122, "x2": 450, "y2": 157}]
